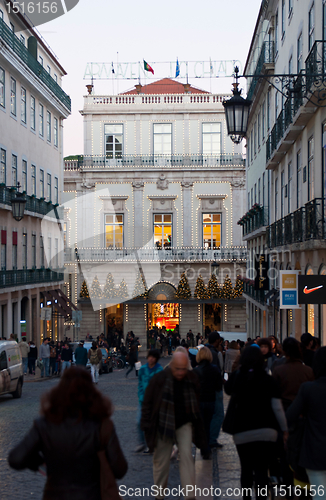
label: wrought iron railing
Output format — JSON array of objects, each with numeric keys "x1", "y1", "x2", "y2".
[
  {"x1": 305, "y1": 41, "x2": 326, "y2": 94},
  {"x1": 0, "y1": 18, "x2": 71, "y2": 112},
  {"x1": 247, "y1": 41, "x2": 275, "y2": 100},
  {"x1": 0, "y1": 185, "x2": 63, "y2": 219},
  {"x1": 242, "y1": 282, "x2": 266, "y2": 305},
  {"x1": 241, "y1": 207, "x2": 268, "y2": 237},
  {"x1": 266, "y1": 199, "x2": 324, "y2": 248},
  {"x1": 0, "y1": 269, "x2": 64, "y2": 288}
]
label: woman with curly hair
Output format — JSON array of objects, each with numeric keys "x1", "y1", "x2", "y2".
[{"x1": 8, "y1": 366, "x2": 127, "y2": 500}]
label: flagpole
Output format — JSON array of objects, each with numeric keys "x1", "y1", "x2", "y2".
[
  {"x1": 117, "y1": 52, "x2": 119, "y2": 94},
  {"x1": 139, "y1": 61, "x2": 141, "y2": 86},
  {"x1": 186, "y1": 61, "x2": 188, "y2": 84},
  {"x1": 112, "y1": 63, "x2": 114, "y2": 95}
]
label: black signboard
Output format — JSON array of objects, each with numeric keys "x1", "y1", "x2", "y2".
[
  {"x1": 298, "y1": 275, "x2": 326, "y2": 304},
  {"x1": 254, "y1": 254, "x2": 269, "y2": 291}
]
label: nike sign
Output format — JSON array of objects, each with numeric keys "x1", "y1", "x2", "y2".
[{"x1": 303, "y1": 285, "x2": 323, "y2": 294}]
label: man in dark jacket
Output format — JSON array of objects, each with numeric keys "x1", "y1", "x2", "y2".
[
  {"x1": 206, "y1": 331, "x2": 224, "y2": 448},
  {"x1": 61, "y1": 342, "x2": 73, "y2": 374},
  {"x1": 74, "y1": 341, "x2": 88, "y2": 367},
  {"x1": 300, "y1": 333, "x2": 315, "y2": 367},
  {"x1": 141, "y1": 351, "x2": 205, "y2": 500}
]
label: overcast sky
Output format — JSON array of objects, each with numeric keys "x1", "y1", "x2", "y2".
[{"x1": 38, "y1": 0, "x2": 262, "y2": 156}]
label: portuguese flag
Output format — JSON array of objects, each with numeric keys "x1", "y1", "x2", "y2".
[{"x1": 143, "y1": 59, "x2": 154, "y2": 75}]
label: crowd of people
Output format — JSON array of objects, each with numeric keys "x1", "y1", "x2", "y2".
[{"x1": 5, "y1": 329, "x2": 326, "y2": 500}]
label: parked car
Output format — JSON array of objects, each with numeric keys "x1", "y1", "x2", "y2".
[{"x1": 0, "y1": 341, "x2": 23, "y2": 398}]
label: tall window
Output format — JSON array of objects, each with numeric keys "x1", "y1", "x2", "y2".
[
  {"x1": 47, "y1": 173, "x2": 51, "y2": 201},
  {"x1": 203, "y1": 214, "x2": 221, "y2": 249},
  {"x1": 288, "y1": 161, "x2": 292, "y2": 213},
  {"x1": 153, "y1": 123, "x2": 172, "y2": 156},
  {"x1": 12, "y1": 232, "x2": 17, "y2": 269},
  {"x1": 54, "y1": 117, "x2": 58, "y2": 147},
  {"x1": 0, "y1": 67, "x2": 4, "y2": 108},
  {"x1": 40, "y1": 169, "x2": 44, "y2": 198},
  {"x1": 289, "y1": 55, "x2": 293, "y2": 75},
  {"x1": 47, "y1": 237, "x2": 51, "y2": 268},
  {"x1": 254, "y1": 183, "x2": 257, "y2": 203},
  {"x1": 250, "y1": 131, "x2": 253, "y2": 162},
  {"x1": 54, "y1": 177, "x2": 58, "y2": 204},
  {"x1": 281, "y1": 171, "x2": 285, "y2": 217},
  {"x1": 30, "y1": 95, "x2": 35, "y2": 130},
  {"x1": 0, "y1": 149, "x2": 6, "y2": 184},
  {"x1": 281, "y1": 0, "x2": 286, "y2": 38},
  {"x1": 11, "y1": 154, "x2": 17, "y2": 186},
  {"x1": 154, "y1": 214, "x2": 172, "y2": 249},
  {"x1": 21, "y1": 87, "x2": 26, "y2": 123},
  {"x1": 31, "y1": 165, "x2": 36, "y2": 196},
  {"x1": 105, "y1": 214, "x2": 123, "y2": 248},
  {"x1": 275, "y1": 177, "x2": 278, "y2": 220},
  {"x1": 54, "y1": 238, "x2": 58, "y2": 268},
  {"x1": 275, "y1": 11, "x2": 279, "y2": 54},
  {"x1": 297, "y1": 33, "x2": 303, "y2": 72},
  {"x1": 262, "y1": 172, "x2": 266, "y2": 208},
  {"x1": 39, "y1": 103, "x2": 44, "y2": 136},
  {"x1": 10, "y1": 77, "x2": 16, "y2": 116},
  {"x1": 254, "y1": 121, "x2": 257, "y2": 155},
  {"x1": 262, "y1": 100, "x2": 265, "y2": 139},
  {"x1": 202, "y1": 123, "x2": 221, "y2": 155},
  {"x1": 22, "y1": 232, "x2": 27, "y2": 269},
  {"x1": 258, "y1": 178, "x2": 261, "y2": 204},
  {"x1": 289, "y1": 0, "x2": 293, "y2": 16},
  {"x1": 258, "y1": 112, "x2": 261, "y2": 148},
  {"x1": 46, "y1": 110, "x2": 51, "y2": 142},
  {"x1": 32, "y1": 234, "x2": 36, "y2": 268},
  {"x1": 308, "y1": 137, "x2": 314, "y2": 200},
  {"x1": 104, "y1": 124, "x2": 123, "y2": 158},
  {"x1": 267, "y1": 90, "x2": 271, "y2": 130},
  {"x1": 40, "y1": 235, "x2": 44, "y2": 268},
  {"x1": 275, "y1": 92, "x2": 279, "y2": 120},
  {"x1": 296, "y1": 150, "x2": 301, "y2": 208},
  {"x1": 22, "y1": 160, "x2": 27, "y2": 192},
  {"x1": 1, "y1": 230, "x2": 6, "y2": 270},
  {"x1": 308, "y1": 3, "x2": 315, "y2": 51}
]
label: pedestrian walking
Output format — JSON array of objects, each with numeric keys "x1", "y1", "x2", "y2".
[
  {"x1": 49, "y1": 341, "x2": 57, "y2": 376},
  {"x1": 125, "y1": 344, "x2": 137, "y2": 378},
  {"x1": 61, "y1": 342, "x2": 73, "y2": 374},
  {"x1": 28, "y1": 341, "x2": 37, "y2": 375},
  {"x1": 18, "y1": 337, "x2": 30, "y2": 375},
  {"x1": 224, "y1": 340, "x2": 240, "y2": 377},
  {"x1": 194, "y1": 346, "x2": 223, "y2": 459},
  {"x1": 74, "y1": 340, "x2": 88, "y2": 367},
  {"x1": 223, "y1": 344, "x2": 288, "y2": 500},
  {"x1": 39, "y1": 338, "x2": 50, "y2": 378},
  {"x1": 88, "y1": 341, "x2": 102, "y2": 384},
  {"x1": 206, "y1": 332, "x2": 224, "y2": 448},
  {"x1": 8, "y1": 366, "x2": 128, "y2": 500},
  {"x1": 258, "y1": 338, "x2": 277, "y2": 374},
  {"x1": 141, "y1": 351, "x2": 206, "y2": 500},
  {"x1": 286, "y1": 346, "x2": 326, "y2": 497},
  {"x1": 135, "y1": 349, "x2": 163, "y2": 453}
]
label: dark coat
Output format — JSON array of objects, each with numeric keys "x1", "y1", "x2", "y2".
[
  {"x1": 286, "y1": 377, "x2": 326, "y2": 470},
  {"x1": 8, "y1": 416, "x2": 127, "y2": 500},
  {"x1": 75, "y1": 346, "x2": 88, "y2": 366},
  {"x1": 141, "y1": 368, "x2": 206, "y2": 452},
  {"x1": 272, "y1": 359, "x2": 314, "y2": 410},
  {"x1": 194, "y1": 360, "x2": 222, "y2": 402}
]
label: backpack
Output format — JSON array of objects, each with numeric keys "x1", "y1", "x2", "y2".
[
  {"x1": 50, "y1": 347, "x2": 56, "y2": 358},
  {"x1": 89, "y1": 348, "x2": 99, "y2": 365}
]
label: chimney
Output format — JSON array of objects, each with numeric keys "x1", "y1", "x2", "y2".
[
  {"x1": 135, "y1": 84, "x2": 142, "y2": 94},
  {"x1": 183, "y1": 83, "x2": 191, "y2": 94}
]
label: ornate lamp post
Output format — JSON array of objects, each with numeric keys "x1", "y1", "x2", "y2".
[
  {"x1": 10, "y1": 183, "x2": 26, "y2": 221},
  {"x1": 223, "y1": 67, "x2": 252, "y2": 144}
]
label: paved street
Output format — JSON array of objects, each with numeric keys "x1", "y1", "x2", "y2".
[{"x1": 0, "y1": 360, "x2": 241, "y2": 500}]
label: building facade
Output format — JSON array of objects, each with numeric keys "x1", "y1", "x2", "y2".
[
  {"x1": 63, "y1": 79, "x2": 247, "y2": 347},
  {"x1": 241, "y1": 0, "x2": 326, "y2": 343},
  {"x1": 0, "y1": 0, "x2": 71, "y2": 344}
]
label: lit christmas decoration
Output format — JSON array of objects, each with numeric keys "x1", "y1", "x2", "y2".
[
  {"x1": 103, "y1": 273, "x2": 117, "y2": 299},
  {"x1": 118, "y1": 279, "x2": 129, "y2": 299},
  {"x1": 194, "y1": 274, "x2": 208, "y2": 299},
  {"x1": 90, "y1": 275, "x2": 102, "y2": 299},
  {"x1": 133, "y1": 270, "x2": 148, "y2": 298},
  {"x1": 222, "y1": 274, "x2": 234, "y2": 300},
  {"x1": 176, "y1": 272, "x2": 192, "y2": 299},
  {"x1": 80, "y1": 280, "x2": 90, "y2": 298},
  {"x1": 233, "y1": 275, "x2": 244, "y2": 298},
  {"x1": 207, "y1": 274, "x2": 221, "y2": 299}
]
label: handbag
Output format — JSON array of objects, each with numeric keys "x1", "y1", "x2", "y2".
[{"x1": 98, "y1": 419, "x2": 121, "y2": 500}]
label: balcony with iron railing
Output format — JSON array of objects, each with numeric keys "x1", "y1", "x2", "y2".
[
  {"x1": 0, "y1": 268, "x2": 64, "y2": 288},
  {"x1": 66, "y1": 246, "x2": 247, "y2": 264},
  {"x1": 0, "y1": 185, "x2": 63, "y2": 219},
  {"x1": 0, "y1": 17, "x2": 71, "y2": 112},
  {"x1": 305, "y1": 40, "x2": 326, "y2": 94},
  {"x1": 247, "y1": 41, "x2": 275, "y2": 101},
  {"x1": 242, "y1": 281, "x2": 266, "y2": 305},
  {"x1": 64, "y1": 153, "x2": 245, "y2": 170},
  {"x1": 266, "y1": 198, "x2": 324, "y2": 248},
  {"x1": 237, "y1": 204, "x2": 268, "y2": 238}
]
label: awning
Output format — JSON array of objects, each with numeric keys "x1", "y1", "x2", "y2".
[{"x1": 42, "y1": 289, "x2": 77, "y2": 319}]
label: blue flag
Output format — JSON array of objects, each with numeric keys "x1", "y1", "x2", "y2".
[{"x1": 175, "y1": 58, "x2": 180, "y2": 78}]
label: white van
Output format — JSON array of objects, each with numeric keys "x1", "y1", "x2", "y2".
[
  {"x1": 217, "y1": 331, "x2": 248, "y2": 343},
  {"x1": 0, "y1": 341, "x2": 24, "y2": 398}
]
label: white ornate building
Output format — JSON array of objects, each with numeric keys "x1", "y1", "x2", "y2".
[{"x1": 63, "y1": 78, "x2": 247, "y2": 346}]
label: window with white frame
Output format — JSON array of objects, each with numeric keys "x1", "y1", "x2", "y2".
[
  {"x1": 288, "y1": 0, "x2": 293, "y2": 16},
  {"x1": 48, "y1": 237, "x2": 51, "y2": 268},
  {"x1": 40, "y1": 169, "x2": 44, "y2": 198},
  {"x1": 22, "y1": 160, "x2": 27, "y2": 192},
  {"x1": 281, "y1": 0, "x2": 285, "y2": 38},
  {"x1": 267, "y1": 90, "x2": 271, "y2": 130},
  {"x1": 254, "y1": 183, "x2": 257, "y2": 203},
  {"x1": 153, "y1": 123, "x2": 172, "y2": 156},
  {"x1": 31, "y1": 234, "x2": 36, "y2": 268},
  {"x1": 11, "y1": 154, "x2": 17, "y2": 186},
  {"x1": 308, "y1": 3, "x2": 315, "y2": 51},
  {"x1": 297, "y1": 33, "x2": 303, "y2": 72},
  {"x1": 21, "y1": 87, "x2": 26, "y2": 123},
  {"x1": 54, "y1": 117, "x2": 58, "y2": 147},
  {"x1": 154, "y1": 214, "x2": 172, "y2": 249},
  {"x1": 275, "y1": 11, "x2": 279, "y2": 54},
  {"x1": 10, "y1": 77, "x2": 16, "y2": 116},
  {"x1": 30, "y1": 95, "x2": 35, "y2": 130},
  {"x1": 308, "y1": 137, "x2": 314, "y2": 201},
  {"x1": 202, "y1": 123, "x2": 221, "y2": 155},
  {"x1": 54, "y1": 177, "x2": 58, "y2": 204},
  {"x1": 203, "y1": 214, "x2": 221, "y2": 249},
  {"x1": 288, "y1": 161, "x2": 292, "y2": 213},
  {"x1": 46, "y1": 110, "x2": 51, "y2": 142},
  {"x1": 0, "y1": 149, "x2": 6, "y2": 184},
  {"x1": 40, "y1": 235, "x2": 44, "y2": 268},
  {"x1": 0, "y1": 67, "x2": 4, "y2": 108},
  {"x1": 281, "y1": 170, "x2": 285, "y2": 217},
  {"x1": 258, "y1": 111, "x2": 261, "y2": 148},
  {"x1": 31, "y1": 164, "x2": 36, "y2": 196},
  {"x1": 104, "y1": 124, "x2": 123, "y2": 158},
  {"x1": 105, "y1": 214, "x2": 123, "y2": 248},
  {"x1": 47, "y1": 173, "x2": 51, "y2": 201},
  {"x1": 296, "y1": 150, "x2": 301, "y2": 209},
  {"x1": 263, "y1": 172, "x2": 266, "y2": 208},
  {"x1": 39, "y1": 103, "x2": 44, "y2": 136},
  {"x1": 258, "y1": 178, "x2": 261, "y2": 205},
  {"x1": 254, "y1": 121, "x2": 257, "y2": 155},
  {"x1": 54, "y1": 238, "x2": 58, "y2": 268}
]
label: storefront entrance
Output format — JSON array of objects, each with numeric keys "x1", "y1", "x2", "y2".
[
  {"x1": 148, "y1": 301, "x2": 179, "y2": 331},
  {"x1": 204, "y1": 303, "x2": 221, "y2": 331}
]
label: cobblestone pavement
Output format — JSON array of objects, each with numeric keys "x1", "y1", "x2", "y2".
[{"x1": 0, "y1": 358, "x2": 241, "y2": 500}]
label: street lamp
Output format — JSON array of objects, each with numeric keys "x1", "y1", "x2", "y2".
[
  {"x1": 10, "y1": 183, "x2": 26, "y2": 221},
  {"x1": 223, "y1": 66, "x2": 252, "y2": 144}
]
